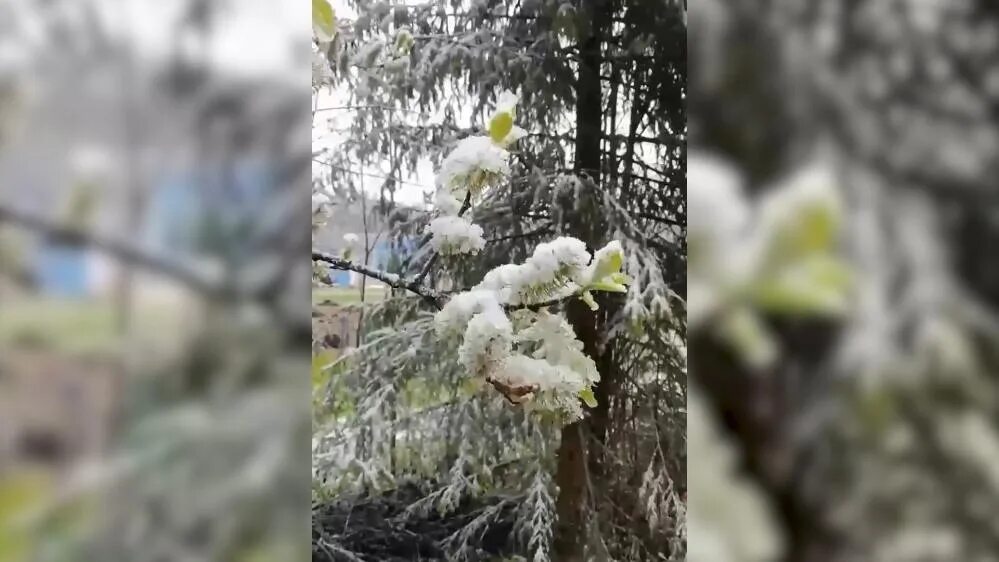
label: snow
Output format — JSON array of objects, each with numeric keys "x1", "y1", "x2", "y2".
[
  {"x1": 458, "y1": 301, "x2": 513, "y2": 378},
  {"x1": 436, "y1": 135, "x2": 510, "y2": 195},
  {"x1": 434, "y1": 187, "x2": 462, "y2": 215},
  {"x1": 312, "y1": 191, "x2": 332, "y2": 213},
  {"x1": 475, "y1": 236, "x2": 591, "y2": 305},
  {"x1": 426, "y1": 215, "x2": 486, "y2": 255},
  {"x1": 495, "y1": 90, "x2": 518, "y2": 115},
  {"x1": 435, "y1": 290, "x2": 503, "y2": 334}
]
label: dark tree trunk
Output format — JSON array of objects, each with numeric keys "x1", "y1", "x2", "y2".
[
  {"x1": 689, "y1": 318, "x2": 852, "y2": 562},
  {"x1": 552, "y1": 0, "x2": 609, "y2": 559}
]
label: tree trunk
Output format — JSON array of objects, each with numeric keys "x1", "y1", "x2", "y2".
[
  {"x1": 553, "y1": 419, "x2": 588, "y2": 561},
  {"x1": 689, "y1": 319, "x2": 851, "y2": 562},
  {"x1": 552, "y1": 0, "x2": 609, "y2": 559}
]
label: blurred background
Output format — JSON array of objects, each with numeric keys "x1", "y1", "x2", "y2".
[
  {"x1": 688, "y1": 1, "x2": 999, "y2": 561},
  {"x1": 0, "y1": 1, "x2": 312, "y2": 561}
]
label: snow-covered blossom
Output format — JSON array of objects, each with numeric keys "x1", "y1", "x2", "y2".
[
  {"x1": 496, "y1": 90, "x2": 518, "y2": 115},
  {"x1": 435, "y1": 290, "x2": 503, "y2": 334},
  {"x1": 517, "y1": 311, "x2": 599, "y2": 386},
  {"x1": 426, "y1": 215, "x2": 486, "y2": 255},
  {"x1": 436, "y1": 135, "x2": 510, "y2": 195},
  {"x1": 458, "y1": 302, "x2": 513, "y2": 378},
  {"x1": 494, "y1": 355, "x2": 587, "y2": 420},
  {"x1": 514, "y1": 311, "x2": 600, "y2": 423},
  {"x1": 475, "y1": 236, "x2": 591, "y2": 305},
  {"x1": 434, "y1": 187, "x2": 462, "y2": 215}
]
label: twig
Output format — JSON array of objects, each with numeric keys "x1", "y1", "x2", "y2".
[
  {"x1": 0, "y1": 204, "x2": 223, "y2": 297},
  {"x1": 312, "y1": 251, "x2": 442, "y2": 309}
]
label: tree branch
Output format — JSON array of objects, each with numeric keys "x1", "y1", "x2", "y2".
[
  {"x1": 312, "y1": 251, "x2": 442, "y2": 309},
  {"x1": 0, "y1": 204, "x2": 225, "y2": 298}
]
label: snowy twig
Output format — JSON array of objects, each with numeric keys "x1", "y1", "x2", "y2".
[
  {"x1": 313, "y1": 250, "x2": 577, "y2": 314},
  {"x1": 312, "y1": 251, "x2": 443, "y2": 309}
]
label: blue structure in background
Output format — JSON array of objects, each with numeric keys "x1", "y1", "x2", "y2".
[
  {"x1": 324, "y1": 236, "x2": 419, "y2": 286},
  {"x1": 328, "y1": 269, "x2": 351, "y2": 285},
  {"x1": 146, "y1": 160, "x2": 276, "y2": 261},
  {"x1": 35, "y1": 242, "x2": 89, "y2": 297},
  {"x1": 30, "y1": 159, "x2": 278, "y2": 298}
]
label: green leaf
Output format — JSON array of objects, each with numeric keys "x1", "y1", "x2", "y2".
[
  {"x1": 717, "y1": 306, "x2": 777, "y2": 369},
  {"x1": 594, "y1": 251, "x2": 623, "y2": 280},
  {"x1": 395, "y1": 29, "x2": 414, "y2": 55},
  {"x1": 489, "y1": 110, "x2": 514, "y2": 144},
  {"x1": 579, "y1": 388, "x2": 598, "y2": 408},
  {"x1": 609, "y1": 272, "x2": 631, "y2": 285},
  {"x1": 751, "y1": 254, "x2": 850, "y2": 316},
  {"x1": 764, "y1": 197, "x2": 841, "y2": 267},
  {"x1": 580, "y1": 291, "x2": 599, "y2": 311},
  {"x1": 312, "y1": 0, "x2": 336, "y2": 42},
  {"x1": 311, "y1": 350, "x2": 337, "y2": 391},
  {"x1": 460, "y1": 376, "x2": 484, "y2": 396},
  {"x1": 587, "y1": 281, "x2": 628, "y2": 293}
]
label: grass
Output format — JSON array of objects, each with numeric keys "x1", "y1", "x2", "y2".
[
  {"x1": 313, "y1": 285, "x2": 387, "y2": 305},
  {"x1": 0, "y1": 296, "x2": 185, "y2": 355}
]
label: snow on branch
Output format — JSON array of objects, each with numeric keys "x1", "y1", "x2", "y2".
[
  {"x1": 312, "y1": 89, "x2": 640, "y2": 424},
  {"x1": 311, "y1": 251, "x2": 442, "y2": 309}
]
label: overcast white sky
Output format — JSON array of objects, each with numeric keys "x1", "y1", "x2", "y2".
[{"x1": 92, "y1": 0, "x2": 307, "y2": 81}]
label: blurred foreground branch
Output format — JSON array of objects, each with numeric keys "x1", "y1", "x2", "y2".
[{"x1": 0, "y1": 203, "x2": 221, "y2": 296}]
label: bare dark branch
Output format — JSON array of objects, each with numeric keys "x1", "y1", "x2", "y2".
[{"x1": 312, "y1": 251, "x2": 442, "y2": 309}]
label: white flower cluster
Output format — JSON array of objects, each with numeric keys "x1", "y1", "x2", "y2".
[
  {"x1": 426, "y1": 90, "x2": 527, "y2": 257},
  {"x1": 506, "y1": 311, "x2": 601, "y2": 421},
  {"x1": 433, "y1": 236, "x2": 628, "y2": 421},
  {"x1": 435, "y1": 290, "x2": 504, "y2": 335},
  {"x1": 476, "y1": 237, "x2": 591, "y2": 305},
  {"x1": 425, "y1": 215, "x2": 486, "y2": 255},
  {"x1": 436, "y1": 135, "x2": 511, "y2": 197},
  {"x1": 457, "y1": 299, "x2": 512, "y2": 378},
  {"x1": 419, "y1": 89, "x2": 632, "y2": 422}
]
